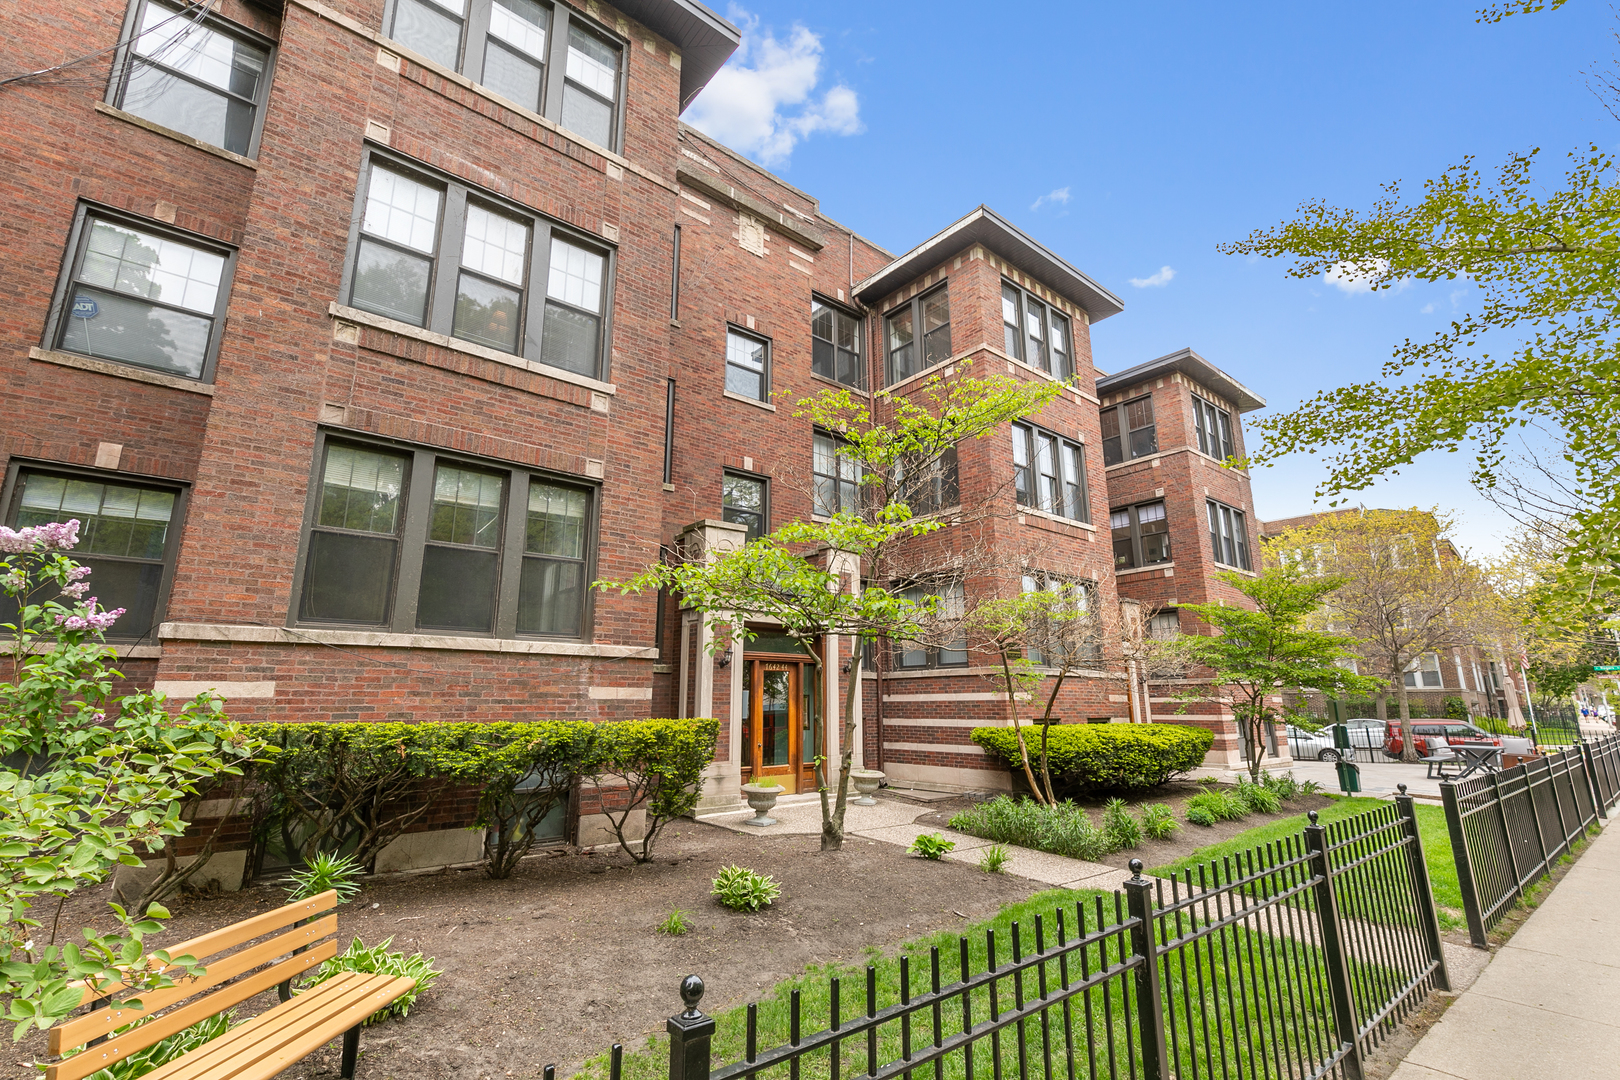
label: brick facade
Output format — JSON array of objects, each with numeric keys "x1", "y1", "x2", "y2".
[{"x1": 3, "y1": 0, "x2": 1281, "y2": 877}]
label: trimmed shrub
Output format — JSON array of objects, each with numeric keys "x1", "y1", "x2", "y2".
[
  {"x1": 971, "y1": 723, "x2": 1213, "y2": 794},
  {"x1": 1442, "y1": 696, "x2": 1469, "y2": 720},
  {"x1": 582, "y1": 717, "x2": 719, "y2": 864}
]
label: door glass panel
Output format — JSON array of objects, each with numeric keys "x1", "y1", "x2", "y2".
[
  {"x1": 742, "y1": 661, "x2": 753, "y2": 770},
  {"x1": 760, "y1": 668, "x2": 791, "y2": 766}
]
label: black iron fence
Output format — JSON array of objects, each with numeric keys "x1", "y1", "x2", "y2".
[
  {"x1": 571, "y1": 794, "x2": 1448, "y2": 1080},
  {"x1": 1440, "y1": 734, "x2": 1619, "y2": 947}
]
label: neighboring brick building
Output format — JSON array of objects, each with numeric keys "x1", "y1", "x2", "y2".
[
  {"x1": 1, "y1": 0, "x2": 1281, "y2": 873},
  {"x1": 1095, "y1": 349, "x2": 1285, "y2": 768}
]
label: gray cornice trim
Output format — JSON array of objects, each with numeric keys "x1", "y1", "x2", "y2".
[
  {"x1": 1096, "y1": 347, "x2": 1267, "y2": 412},
  {"x1": 675, "y1": 163, "x2": 828, "y2": 250}
]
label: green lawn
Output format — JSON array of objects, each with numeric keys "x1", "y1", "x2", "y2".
[
  {"x1": 582, "y1": 882, "x2": 1362, "y2": 1080},
  {"x1": 1147, "y1": 796, "x2": 1464, "y2": 929}
]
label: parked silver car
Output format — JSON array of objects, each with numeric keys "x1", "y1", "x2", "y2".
[{"x1": 1287, "y1": 725, "x2": 1355, "y2": 762}]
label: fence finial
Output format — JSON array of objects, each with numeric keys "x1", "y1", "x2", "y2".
[
  {"x1": 1398, "y1": 783, "x2": 1409, "y2": 796},
  {"x1": 1128, "y1": 857, "x2": 1145, "y2": 880},
  {"x1": 680, "y1": 974, "x2": 706, "y2": 1018},
  {"x1": 1308, "y1": 810, "x2": 1320, "y2": 825}
]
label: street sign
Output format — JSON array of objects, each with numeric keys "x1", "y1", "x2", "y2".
[{"x1": 1594, "y1": 665, "x2": 1620, "y2": 673}]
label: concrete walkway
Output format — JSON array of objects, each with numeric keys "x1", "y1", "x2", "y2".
[
  {"x1": 1391, "y1": 819, "x2": 1619, "y2": 1080},
  {"x1": 705, "y1": 793, "x2": 1136, "y2": 891}
]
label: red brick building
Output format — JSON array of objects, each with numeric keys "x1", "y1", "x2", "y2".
[{"x1": 1, "y1": 0, "x2": 1277, "y2": 872}]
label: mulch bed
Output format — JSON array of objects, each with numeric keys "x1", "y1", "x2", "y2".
[
  {"x1": 913, "y1": 781, "x2": 1341, "y2": 871},
  {"x1": 12, "y1": 817, "x2": 1041, "y2": 1080}
]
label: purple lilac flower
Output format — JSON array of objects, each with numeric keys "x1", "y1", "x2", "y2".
[{"x1": 0, "y1": 520, "x2": 81, "y2": 553}]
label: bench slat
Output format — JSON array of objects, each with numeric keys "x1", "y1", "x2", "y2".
[
  {"x1": 55, "y1": 892, "x2": 341, "y2": 1013},
  {"x1": 49, "y1": 914, "x2": 339, "y2": 1054},
  {"x1": 143, "y1": 972, "x2": 415, "y2": 1080},
  {"x1": 46, "y1": 938, "x2": 339, "y2": 1080}
]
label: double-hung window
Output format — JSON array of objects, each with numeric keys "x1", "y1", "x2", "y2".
[
  {"x1": 895, "y1": 447, "x2": 959, "y2": 516},
  {"x1": 384, "y1": 0, "x2": 624, "y2": 151},
  {"x1": 1000, "y1": 281, "x2": 1073, "y2": 380},
  {"x1": 50, "y1": 207, "x2": 233, "y2": 381},
  {"x1": 1100, "y1": 396, "x2": 1157, "y2": 465},
  {"x1": 1111, "y1": 501, "x2": 1170, "y2": 570},
  {"x1": 1012, "y1": 423, "x2": 1089, "y2": 522},
  {"x1": 1193, "y1": 395, "x2": 1235, "y2": 461},
  {"x1": 895, "y1": 581, "x2": 967, "y2": 668},
  {"x1": 1022, "y1": 572, "x2": 1100, "y2": 665},
  {"x1": 1, "y1": 467, "x2": 184, "y2": 642},
  {"x1": 811, "y1": 298, "x2": 863, "y2": 388},
  {"x1": 885, "y1": 286, "x2": 951, "y2": 384},
  {"x1": 725, "y1": 328, "x2": 769, "y2": 401},
  {"x1": 295, "y1": 435, "x2": 593, "y2": 638},
  {"x1": 1206, "y1": 500, "x2": 1252, "y2": 570},
  {"x1": 1405, "y1": 652, "x2": 1444, "y2": 689},
  {"x1": 812, "y1": 432, "x2": 860, "y2": 517},
  {"x1": 722, "y1": 473, "x2": 767, "y2": 541},
  {"x1": 346, "y1": 153, "x2": 610, "y2": 377},
  {"x1": 111, "y1": 1, "x2": 274, "y2": 157}
]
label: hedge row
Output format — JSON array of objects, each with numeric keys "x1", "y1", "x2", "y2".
[
  {"x1": 247, "y1": 718, "x2": 718, "y2": 880},
  {"x1": 971, "y1": 723, "x2": 1212, "y2": 794}
]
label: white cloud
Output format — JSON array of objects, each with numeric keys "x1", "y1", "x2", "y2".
[
  {"x1": 683, "y1": 7, "x2": 862, "y2": 167},
  {"x1": 1323, "y1": 259, "x2": 1411, "y2": 295},
  {"x1": 1421, "y1": 302, "x2": 1435, "y2": 314},
  {"x1": 1030, "y1": 187, "x2": 1071, "y2": 211},
  {"x1": 1129, "y1": 266, "x2": 1176, "y2": 288}
]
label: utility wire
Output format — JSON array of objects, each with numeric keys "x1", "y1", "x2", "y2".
[{"x1": 0, "y1": 0, "x2": 216, "y2": 89}]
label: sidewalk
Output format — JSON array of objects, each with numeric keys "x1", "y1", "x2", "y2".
[{"x1": 1391, "y1": 819, "x2": 1619, "y2": 1080}]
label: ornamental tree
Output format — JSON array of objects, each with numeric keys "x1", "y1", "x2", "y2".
[
  {"x1": 1, "y1": 521, "x2": 264, "y2": 1039},
  {"x1": 1171, "y1": 566, "x2": 1382, "y2": 783}
]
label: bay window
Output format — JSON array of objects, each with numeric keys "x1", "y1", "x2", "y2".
[
  {"x1": 1100, "y1": 396, "x2": 1157, "y2": 466},
  {"x1": 1206, "y1": 500, "x2": 1252, "y2": 570},
  {"x1": 885, "y1": 286, "x2": 951, "y2": 384},
  {"x1": 1112, "y1": 501, "x2": 1170, "y2": 570}
]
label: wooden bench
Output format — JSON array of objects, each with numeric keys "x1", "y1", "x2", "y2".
[{"x1": 46, "y1": 889, "x2": 414, "y2": 1080}]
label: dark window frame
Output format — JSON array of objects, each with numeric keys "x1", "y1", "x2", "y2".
[
  {"x1": 380, "y1": 0, "x2": 628, "y2": 154},
  {"x1": 44, "y1": 202, "x2": 238, "y2": 384},
  {"x1": 723, "y1": 324, "x2": 771, "y2": 402},
  {"x1": 1192, "y1": 394, "x2": 1236, "y2": 461},
  {"x1": 1100, "y1": 395, "x2": 1158, "y2": 466},
  {"x1": 338, "y1": 147, "x2": 616, "y2": 380},
  {"x1": 1205, "y1": 499, "x2": 1252, "y2": 571},
  {"x1": 287, "y1": 429, "x2": 598, "y2": 640},
  {"x1": 1012, "y1": 421, "x2": 1090, "y2": 523},
  {"x1": 810, "y1": 293, "x2": 865, "y2": 389},
  {"x1": 893, "y1": 579, "x2": 968, "y2": 669},
  {"x1": 1021, "y1": 571, "x2": 1101, "y2": 665},
  {"x1": 811, "y1": 429, "x2": 861, "y2": 518},
  {"x1": 1111, "y1": 499, "x2": 1171, "y2": 571},
  {"x1": 107, "y1": 0, "x2": 279, "y2": 159},
  {"x1": 883, "y1": 284, "x2": 952, "y2": 386},
  {"x1": 721, "y1": 470, "x2": 768, "y2": 542},
  {"x1": 1000, "y1": 279, "x2": 1074, "y2": 381},
  {"x1": 0, "y1": 459, "x2": 190, "y2": 645},
  {"x1": 896, "y1": 445, "x2": 959, "y2": 517}
]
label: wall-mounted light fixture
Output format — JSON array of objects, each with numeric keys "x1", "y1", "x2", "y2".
[{"x1": 716, "y1": 645, "x2": 733, "y2": 669}]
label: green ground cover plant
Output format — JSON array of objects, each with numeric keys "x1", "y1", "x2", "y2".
[
  {"x1": 712, "y1": 866, "x2": 782, "y2": 912},
  {"x1": 909, "y1": 833, "x2": 955, "y2": 859},
  {"x1": 1101, "y1": 798, "x2": 1143, "y2": 849},
  {"x1": 948, "y1": 796, "x2": 1110, "y2": 861},
  {"x1": 305, "y1": 937, "x2": 440, "y2": 1025},
  {"x1": 1139, "y1": 803, "x2": 1179, "y2": 840}
]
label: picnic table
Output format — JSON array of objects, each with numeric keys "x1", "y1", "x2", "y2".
[{"x1": 1425, "y1": 743, "x2": 1502, "y2": 781}]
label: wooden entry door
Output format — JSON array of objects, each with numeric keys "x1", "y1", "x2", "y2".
[{"x1": 745, "y1": 660, "x2": 802, "y2": 793}]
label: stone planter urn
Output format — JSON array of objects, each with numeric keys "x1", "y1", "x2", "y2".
[
  {"x1": 850, "y1": 769, "x2": 885, "y2": 806},
  {"x1": 740, "y1": 782, "x2": 780, "y2": 827}
]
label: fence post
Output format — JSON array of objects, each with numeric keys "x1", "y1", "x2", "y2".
[
  {"x1": 1123, "y1": 860, "x2": 1171, "y2": 1080},
  {"x1": 1395, "y1": 784, "x2": 1452, "y2": 991},
  {"x1": 1439, "y1": 781, "x2": 1489, "y2": 949},
  {"x1": 1304, "y1": 812, "x2": 1365, "y2": 1080},
  {"x1": 668, "y1": 975, "x2": 715, "y2": 1080}
]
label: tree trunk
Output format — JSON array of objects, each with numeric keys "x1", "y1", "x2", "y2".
[
  {"x1": 1397, "y1": 680, "x2": 1417, "y2": 763},
  {"x1": 1245, "y1": 700, "x2": 1266, "y2": 785},
  {"x1": 822, "y1": 637, "x2": 864, "y2": 851},
  {"x1": 1000, "y1": 652, "x2": 1047, "y2": 804}
]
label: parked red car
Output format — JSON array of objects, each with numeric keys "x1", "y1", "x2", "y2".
[{"x1": 1383, "y1": 721, "x2": 1502, "y2": 759}]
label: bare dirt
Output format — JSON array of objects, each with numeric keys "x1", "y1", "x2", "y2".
[{"x1": 13, "y1": 817, "x2": 1043, "y2": 1080}]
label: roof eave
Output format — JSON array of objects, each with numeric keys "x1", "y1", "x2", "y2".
[
  {"x1": 1095, "y1": 348, "x2": 1267, "y2": 413},
  {"x1": 610, "y1": 0, "x2": 741, "y2": 111},
  {"x1": 852, "y1": 206, "x2": 1124, "y2": 322}
]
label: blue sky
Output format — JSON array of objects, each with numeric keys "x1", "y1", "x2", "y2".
[{"x1": 682, "y1": 1, "x2": 1613, "y2": 558}]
